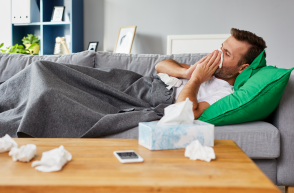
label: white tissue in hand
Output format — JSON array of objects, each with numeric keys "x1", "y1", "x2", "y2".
[
  {"x1": 185, "y1": 140, "x2": 215, "y2": 162},
  {"x1": 31, "y1": 145, "x2": 72, "y2": 172},
  {"x1": 157, "y1": 73, "x2": 182, "y2": 90},
  {"x1": 9, "y1": 144, "x2": 36, "y2": 162},
  {"x1": 157, "y1": 98, "x2": 194, "y2": 125},
  {"x1": 0, "y1": 134, "x2": 18, "y2": 153},
  {"x1": 218, "y1": 48, "x2": 223, "y2": 68}
]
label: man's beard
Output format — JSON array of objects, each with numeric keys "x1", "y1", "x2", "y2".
[{"x1": 213, "y1": 68, "x2": 234, "y2": 79}]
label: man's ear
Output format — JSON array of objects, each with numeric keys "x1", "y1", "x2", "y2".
[{"x1": 238, "y1": 64, "x2": 249, "y2": 74}]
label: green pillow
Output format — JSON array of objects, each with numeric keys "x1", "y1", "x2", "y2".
[
  {"x1": 234, "y1": 50, "x2": 267, "y2": 91},
  {"x1": 198, "y1": 62, "x2": 294, "y2": 125}
]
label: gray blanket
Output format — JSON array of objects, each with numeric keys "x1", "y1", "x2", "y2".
[{"x1": 0, "y1": 61, "x2": 174, "y2": 138}]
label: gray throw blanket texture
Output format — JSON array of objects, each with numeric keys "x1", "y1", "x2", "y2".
[{"x1": 0, "y1": 61, "x2": 174, "y2": 138}]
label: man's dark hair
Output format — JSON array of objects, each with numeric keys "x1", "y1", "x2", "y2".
[{"x1": 231, "y1": 28, "x2": 267, "y2": 66}]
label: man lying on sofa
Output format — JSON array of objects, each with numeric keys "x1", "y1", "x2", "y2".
[
  {"x1": 0, "y1": 28, "x2": 267, "y2": 138},
  {"x1": 155, "y1": 28, "x2": 267, "y2": 119}
]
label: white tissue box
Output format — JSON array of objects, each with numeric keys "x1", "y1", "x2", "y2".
[{"x1": 138, "y1": 120, "x2": 214, "y2": 150}]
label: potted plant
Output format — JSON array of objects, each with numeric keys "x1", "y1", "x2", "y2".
[{"x1": 22, "y1": 34, "x2": 40, "y2": 55}]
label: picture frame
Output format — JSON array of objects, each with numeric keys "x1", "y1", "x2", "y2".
[
  {"x1": 114, "y1": 26, "x2": 137, "y2": 54},
  {"x1": 87, "y1": 41, "x2": 99, "y2": 52},
  {"x1": 51, "y1": 6, "x2": 65, "y2": 22}
]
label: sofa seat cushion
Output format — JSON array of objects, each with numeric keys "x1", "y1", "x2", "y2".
[
  {"x1": 214, "y1": 121, "x2": 280, "y2": 159},
  {"x1": 105, "y1": 121, "x2": 280, "y2": 159},
  {"x1": 0, "y1": 51, "x2": 96, "y2": 82}
]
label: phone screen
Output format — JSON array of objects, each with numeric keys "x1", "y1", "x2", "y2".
[{"x1": 117, "y1": 152, "x2": 139, "y2": 159}]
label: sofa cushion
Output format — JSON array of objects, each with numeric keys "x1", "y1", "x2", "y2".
[
  {"x1": 172, "y1": 53, "x2": 208, "y2": 66},
  {"x1": 95, "y1": 52, "x2": 207, "y2": 77},
  {"x1": 0, "y1": 51, "x2": 95, "y2": 82},
  {"x1": 214, "y1": 121, "x2": 280, "y2": 159},
  {"x1": 234, "y1": 50, "x2": 266, "y2": 91},
  {"x1": 95, "y1": 52, "x2": 159, "y2": 77},
  {"x1": 105, "y1": 121, "x2": 280, "y2": 159}
]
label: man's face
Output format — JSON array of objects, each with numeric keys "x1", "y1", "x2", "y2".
[{"x1": 214, "y1": 36, "x2": 251, "y2": 79}]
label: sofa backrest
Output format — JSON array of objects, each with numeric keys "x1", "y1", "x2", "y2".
[
  {"x1": 95, "y1": 51, "x2": 207, "y2": 77},
  {"x1": 0, "y1": 51, "x2": 208, "y2": 82},
  {"x1": 0, "y1": 51, "x2": 96, "y2": 82}
]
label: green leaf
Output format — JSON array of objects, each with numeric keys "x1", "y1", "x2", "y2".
[
  {"x1": 22, "y1": 34, "x2": 40, "y2": 45},
  {"x1": 0, "y1": 43, "x2": 3, "y2": 49},
  {"x1": 27, "y1": 43, "x2": 38, "y2": 49},
  {"x1": 12, "y1": 49, "x2": 18, "y2": 53},
  {"x1": 8, "y1": 45, "x2": 17, "y2": 53}
]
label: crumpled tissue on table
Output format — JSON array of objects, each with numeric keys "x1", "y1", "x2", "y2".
[
  {"x1": 0, "y1": 134, "x2": 18, "y2": 153},
  {"x1": 157, "y1": 98, "x2": 194, "y2": 125},
  {"x1": 157, "y1": 73, "x2": 182, "y2": 90},
  {"x1": 185, "y1": 140, "x2": 215, "y2": 162},
  {"x1": 9, "y1": 144, "x2": 37, "y2": 162},
  {"x1": 32, "y1": 145, "x2": 72, "y2": 172}
]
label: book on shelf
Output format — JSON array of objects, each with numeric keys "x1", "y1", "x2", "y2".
[{"x1": 12, "y1": 0, "x2": 40, "y2": 24}]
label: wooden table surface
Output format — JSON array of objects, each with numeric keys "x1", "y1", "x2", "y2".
[{"x1": 0, "y1": 139, "x2": 280, "y2": 193}]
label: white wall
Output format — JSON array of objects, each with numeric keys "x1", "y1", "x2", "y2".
[
  {"x1": 84, "y1": 0, "x2": 104, "y2": 52},
  {"x1": 84, "y1": 0, "x2": 294, "y2": 69},
  {"x1": 0, "y1": 0, "x2": 11, "y2": 47}
]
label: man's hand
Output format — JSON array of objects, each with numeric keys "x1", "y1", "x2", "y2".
[
  {"x1": 176, "y1": 50, "x2": 221, "y2": 120},
  {"x1": 191, "y1": 50, "x2": 221, "y2": 83},
  {"x1": 185, "y1": 55, "x2": 208, "y2": 79},
  {"x1": 155, "y1": 51, "x2": 220, "y2": 81}
]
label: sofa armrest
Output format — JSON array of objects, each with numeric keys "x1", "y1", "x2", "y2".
[{"x1": 269, "y1": 72, "x2": 294, "y2": 186}]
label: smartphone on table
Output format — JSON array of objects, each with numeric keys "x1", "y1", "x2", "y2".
[{"x1": 113, "y1": 150, "x2": 144, "y2": 163}]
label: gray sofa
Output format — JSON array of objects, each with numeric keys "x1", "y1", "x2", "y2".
[{"x1": 0, "y1": 51, "x2": 293, "y2": 187}]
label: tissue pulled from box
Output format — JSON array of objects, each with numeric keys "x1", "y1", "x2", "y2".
[
  {"x1": 185, "y1": 140, "x2": 215, "y2": 162},
  {"x1": 157, "y1": 98, "x2": 194, "y2": 125},
  {"x1": 0, "y1": 134, "x2": 18, "y2": 153},
  {"x1": 157, "y1": 73, "x2": 182, "y2": 90},
  {"x1": 32, "y1": 145, "x2": 72, "y2": 172},
  {"x1": 9, "y1": 144, "x2": 36, "y2": 162}
]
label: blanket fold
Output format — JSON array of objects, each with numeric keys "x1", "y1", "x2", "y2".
[{"x1": 0, "y1": 61, "x2": 174, "y2": 138}]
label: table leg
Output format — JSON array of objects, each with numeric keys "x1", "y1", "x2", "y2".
[{"x1": 286, "y1": 186, "x2": 294, "y2": 193}]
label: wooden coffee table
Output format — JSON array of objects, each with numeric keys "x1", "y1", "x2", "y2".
[{"x1": 0, "y1": 139, "x2": 280, "y2": 193}]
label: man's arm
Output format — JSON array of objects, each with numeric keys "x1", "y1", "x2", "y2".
[
  {"x1": 176, "y1": 51, "x2": 221, "y2": 119},
  {"x1": 155, "y1": 59, "x2": 190, "y2": 79},
  {"x1": 175, "y1": 78, "x2": 210, "y2": 119},
  {"x1": 155, "y1": 56, "x2": 208, "y2": 79}
]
